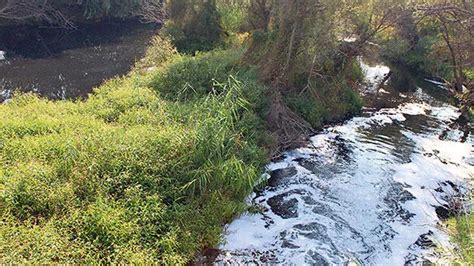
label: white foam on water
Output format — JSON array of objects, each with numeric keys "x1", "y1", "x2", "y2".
[
  {"x1": 424, "y1": 79, "x2": 445, "y2": 86},
  {"x1": 425, "y1": 78, "x2": 449, "y2": 90},
  {"x1": 383, "y1": 129, "x2": 472, "y2": 264},
  {"x1": 0, "y1": 50, "x2": 5, "y2": 61},
  {"x1": 359, "y1": 57, "x2": 391, "y2": 93},
  {"x1": 429, "y1": 105, "x2": 461, "y2": 121},
  {"x1": 343, "y1": 37, "x2": 358, "y2": 43},
  {"x1": 219, "y1": 98, "x2": 472, "y2": 265},
  {"x1": 0, "y1": 86, "x2": 12, "y2": 103},
  {"x1": 399, "y1": 102, "x2": 430, "y2": 115}
]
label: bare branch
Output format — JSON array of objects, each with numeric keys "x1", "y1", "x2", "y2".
[
  {"x1": 133, "y1": 0, "x2": 165, "y2": 24},
  {"x1": 0, "y1": 0, "x2": 75, "y2": 28}
]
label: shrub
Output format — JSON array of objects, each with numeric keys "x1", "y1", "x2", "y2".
[
  {"x1": 380, "y1": 35, "x2": 451, "y2": 79},
  {"x1": 134, "y1": 35, "x2": 177, "y2": 71},
  {"x1": 286, "y1": 95, "x2": 327, "y2": 128},
  {"x1": 163, "y1": 0, "x2": 223, "y2": 53},
  {"x1": 286, "y1": 83, "x2": 362, "y2": 129}
]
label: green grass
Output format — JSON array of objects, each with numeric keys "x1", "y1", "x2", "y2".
[
  {"x1": 286, "y1": 85, "x2": 362, "y2": 129},
  {"x1": 447, "y1": 213, "x2": 474, "y2": 264},
  {"x1": 285, "y1": 59, "x2": 364, "y2": 129},
  {"x1": 0, "y1": 47, "x2": 268, "y2": 264}
]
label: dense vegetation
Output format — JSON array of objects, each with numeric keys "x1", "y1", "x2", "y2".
[
  {"x1": 0, "y1": 44, "x2": 269, "y2": 263},
  {"x1": 0, "y1": 0, "x2": 472, "y2": 264}
]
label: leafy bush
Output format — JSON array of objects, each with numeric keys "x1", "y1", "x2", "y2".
[
  {"x1": 134, "y1": 35, "x2": 177, "y2": 71},
  {"x1": 146, "y1": 48, "x2": 271, "y2": 148},
  {"x1": 286, "y1": 95, "x2": 327, "y2": 128},
  {"x1": 381, "y1": 35, "x2": 451, "y2": 79},
  {"x1": 148, "y1": 49, "x2": 243, "y2": 99},
  {"x1": 216, "y1": 1, "x2": 247, "y2": 33},
  {"x1": 216, "y1": 0, "x2": 250, "y2": 47},
  {"x1": 163, "y1": 0, "x2": 223, "y2": 53},
  {"x1": 286, "y1": 82, "x2": 362, "y2": 129},
  {"x1": 284, "y1": 59, "x2": 363, "y2": 129}
]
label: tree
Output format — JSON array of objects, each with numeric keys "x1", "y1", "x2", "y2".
[
  {"x1": 247, "y1": 0, "x2": 272, "y2": 32},
  {"x1": 240, "y1": 0, "x2": 410, "y2": 156},
  {"x1": 417, "y1": 0, "x2": 473, "y2": 91},
  {"x1": 132, "y1": 0, "x2": 165, "y2": 23},
  {"x1": 243, "y1": 0, "x2": 342, "y2": 156},
  {"x1": 333, "y1": 0, "x2": 407, "y2": 70}
]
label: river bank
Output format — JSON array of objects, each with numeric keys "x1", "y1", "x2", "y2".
[
  {"x1": 0, "y1": 21, "x2": 375, "y2": 261},
  {"x1": 447, "y1": 212, "x2": 474, "y2": 262},
  {"x1": 0, "y1": 35, "x2": 272, "y2": 263}
]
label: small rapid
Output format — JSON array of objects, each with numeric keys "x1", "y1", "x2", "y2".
[{"x1": 217, "y1": 60, "x2": 473, "y2": 265}]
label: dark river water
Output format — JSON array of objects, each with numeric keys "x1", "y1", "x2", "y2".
[
  {"x1": 216, "y1": 58, "x2": 473, "y2": 265},
  {"x1": 0, "y1": 21, "x2": 157, "y2": 102}
]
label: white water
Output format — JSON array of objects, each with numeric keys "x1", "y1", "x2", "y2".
[
  {"x1": 359, "y1": 57, "x2": 391, "y2": 94},
  {"x1": 218, "y1": 63, "x2": 473, "y2": 265}
]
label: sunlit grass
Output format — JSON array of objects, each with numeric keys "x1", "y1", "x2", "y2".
[
  {"x1": 447, "y1": 212, "x2": 474, "y2": 264},
  {"x1": 0, "y1": 48, "x2": 268, "y2": 264}
]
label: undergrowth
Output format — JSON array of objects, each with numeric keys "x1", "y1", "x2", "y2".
[
  {"x1": 447, "y1": 212, "x2": 474, "y2": 264},
  {"x1": 285, "y1": 59, "x2": 364, "y2": 129},
  {"x1": 286, "y1": 84, "x2": 362, "y2": 129}
]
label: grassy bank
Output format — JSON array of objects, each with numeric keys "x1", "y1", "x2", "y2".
[
  {"x1": 0, "y1": 31, "x2": 363, "y2": 262},
  {"x1": 0, "y1": 41, "x2": 269, "y2": 263},
  {"x1": 447, "y1": 213, "x2": 474, "y2": 263}
]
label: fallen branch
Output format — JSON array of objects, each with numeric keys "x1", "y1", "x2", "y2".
[{"x1": 267, "y1": 89, "x2": 313, "y2": 158}]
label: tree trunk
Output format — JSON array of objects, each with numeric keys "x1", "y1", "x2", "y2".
[{"x1": 440, "y1": 21, "x2": 463, "y2": 92}]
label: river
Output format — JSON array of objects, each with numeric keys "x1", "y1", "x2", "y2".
[
  {"x1": 0, "y1": 21, "x2": 157, "y2": 102},
  {"x1": 217, "y1": 58, "x2": 473, "y2": 265}
]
